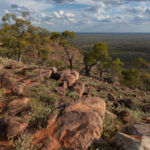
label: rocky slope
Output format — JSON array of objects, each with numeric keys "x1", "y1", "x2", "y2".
[{"x1": 0, "y1": 57, "x2": 150, "y2": 150}]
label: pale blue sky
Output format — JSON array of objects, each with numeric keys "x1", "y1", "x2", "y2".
[{"x1": 1, "y1": 0, "x2": 150, "y2": 32}]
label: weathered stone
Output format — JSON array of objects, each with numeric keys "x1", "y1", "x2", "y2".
[
  {"x1": 0, "y1": 116, "x2": 28, "y2": 137},
  {"x1": 114, "y1": 132, "x2": 150, "y2": 150},
  {"x1": 55, "y1": 87, "x2": 66, "y2": 96},
  {"x1": 34, "y1": 97, "x2": 106, "y2": 150},
  {"x1": 0, "y1": 73, "x2": 15, "y2": 90},
  {"x1": 125, "y1": 123, "x2": 150, "y2": 136},
  {"x1": 12, "y1": 82, "x2": 25, "y2": 95},
  {"x1": 7, "y1": 97, "x2": 31, "y2": 116},
  {"x1": 71, "y1": 71, "x2": 79, "y2": 80},
  {"x1": 71, "y1": 80, "x2": 85, "y2": 98}
]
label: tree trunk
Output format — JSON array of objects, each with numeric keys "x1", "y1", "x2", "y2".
[
  {"x1": 100, "y1": 71, "x2": 103, "y2": 81},
  {"x1": 69, "y1": 58, "x2": 73, "y2": 70},
  {"x1": 18, "y1": 50, "x2": 22, "y2": 62}
]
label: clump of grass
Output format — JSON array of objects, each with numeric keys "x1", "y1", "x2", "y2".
[
  {"x1": 9, "y1": 132, "x2": 41, "y2": 150},
  {"x1": 0, "y1": 88, "x2": 5, "y2": 99},
  {"x1": 25, "y1": 70, "x2": 39, "y2": 77},
  {"x1": 102, "y1": 115, "x2": 122, "y2": 139},
  {"x1": 89, "y1": 143, "x2": 112, "y2": 150},
  {"x1": 23, "y1": 81, "x2": 59, "y2": 105},
  {"x1": 29, "y1": 99, "x2": 52, "y2": 128},
  {"x1": 66, "y1": 91, "x2": 79, "y2": 100}
]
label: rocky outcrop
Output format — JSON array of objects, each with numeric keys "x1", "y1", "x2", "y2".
[
  {"x1": 71, "y1": 80, "x2": 85, "y2": 98},
  {"x1": 114, "y1": 123, "x2": 150, "y2": 150},
  {"x1": 0, "y1": 73, "x2": 15, "y2": 90},
  {"x1": 52, "y1": 69, "x2": 79, "y2": 88},
  {"x1": 0, "y1": 116, "x2": 28, "y2": 137},
  {"x1": 34, "y1": 97, "x2": 106, "y2": 150},
  {"x1": 12, "y1": 82, "x2": 25, "y2": 95},
  {"x1": 7, "y1": 97, "x2": 31, "y2": 116}
]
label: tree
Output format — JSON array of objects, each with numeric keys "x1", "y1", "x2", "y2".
[
  {"x1": 135, "y1": 58, "x2": 147, "y2": 69},
  {"x1": 83, "y1": 42, "x2": 109, "y2": 76},
  {"x1": 0, "y1": 13, "x2": 51, "y2": 63},
  {"x1": 141, "y1": 73, "x2": 150, "y2": 90},
  {"x1": 104, "y1": 58, "x2": 124, "y2": 77},
  {"x1": 38, "y1": 48, "x2": 51, "y2": 64},
  {"x1": 50, "y1": 32, "x2": 61, "y2": 40},
  {"x1": 60, "y1": 30, "x2": 76, "y2": 70},
  {"x1": 0, "y1": 13, "x2": 31, "y2": 61},
  {"x1": 121, "y1": 69, "x2": 142, "y2": 88}
]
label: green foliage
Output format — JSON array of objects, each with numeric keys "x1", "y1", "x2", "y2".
[
  {"x1": 60, "y1": 31, "x2": 77, "y2": 70},
  {"x1": 29, "y1": 99, "x2": 52, "y2": 128},
  {"x1": 38, "y1": 48, "x2": 51, "y2": 63},
  {"x1": 102, "y1": 115, "x2": 119, "y2": 139},
  {"x1": 50, "y1": 32, "x2": 61, "y2": 40},
  {"x1": 62, "y1": 30, "x2": 76, "y2": 41},
  {"x1": 135, "y1": 57, "x2": 147, "y2": 69},
  {"x1": 141, "y1": 73, "x2": 150, "y2": 90},
  {"x1": 121, "y1": 69, "x2": 142, "y2": 88},
  {"x1": 66, "y1": 91, "x2": 79, "y2": 100},
  {"x1": 0, "y1": 88, "x2": 5, "y2": 99},
  {"x1": 89, "y1": 143, "x2": 112, "y2": 150},
  {"x1": 23, "y1": 80, "x2": 59, "y2": 106},
  {"x1": 104, "y1": 58, "x2": 124, "y2": 76},
  {"x1": 0, "y1": 13, "x2": 51, "y2": 63},
  {"x1": 25, "y1": 70, "x2": 39, "y2": 77},
  {"x1": 48, "y1": 58, "x2": 67, "y2": 70},
  {"x1": 9, "y1": 132, "x2": 41, "y2": 150},
  {"x1": 83, "y1": 42, "x2": 109, "y2": 76}
]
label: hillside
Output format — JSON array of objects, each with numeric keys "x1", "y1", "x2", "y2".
[{"x1": 0, "y1": 57, "x2": 150, "y2": 150}]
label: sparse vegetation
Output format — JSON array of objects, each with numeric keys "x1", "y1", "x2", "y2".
[{"x1": 29, "y1": 99, "x2": 52, "y2": 128}]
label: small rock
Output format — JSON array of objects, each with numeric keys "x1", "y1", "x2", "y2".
[
  {"x1": 71, "y1": 80, "x2": 85, "y2": 98},
  {"x1": 7, "y1": 97, "x2": 31, "y2": 116},
  {"x1": 55, "y1": 87, "x2": 66, "y2": 96}
]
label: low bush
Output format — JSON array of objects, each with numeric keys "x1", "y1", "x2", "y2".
[
  {"x1": 66, "y1": 91, "x2": 79, "y2": 100},
  {"x1": 9, "y1": 132, "x2": 41, "y2": 150},
  {"x1": 29, "y1": 99, "x2": 52, "y2": 128}
]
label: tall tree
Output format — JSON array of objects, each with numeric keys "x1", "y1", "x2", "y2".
[
  {"x1": 60, "y1": 30, "x2": 76, "y2": 70},
  {"x1": 83, "y1": 42, "x2": 109, "y2": 76}
]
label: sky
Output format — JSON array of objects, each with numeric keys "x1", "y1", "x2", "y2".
[{"x1": 1, "y1": 0, "x2": 150, "y2": 32}]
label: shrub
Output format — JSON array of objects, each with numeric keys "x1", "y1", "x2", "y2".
[
  {"x1": 66, "y1": 91, "x2": 79, "y2": 100},
  {"x1": 29, "y1": 99, "x2": 52, "y2": 128},
  {"x1": 25, "y1": 70, "x2": 39, "y2": 77},
  {"x1": 121, "y1": 69, "x2": 142, "y2": 88},
  {"x1": 102, "y1": 115, "x2": 121, "y2": 139},
  {"x1": 9, "y1": 132, "x2": 41, "y2": 150},
  {"x1": 89, "y1": 143, "x2": 112, "y2": 150}
]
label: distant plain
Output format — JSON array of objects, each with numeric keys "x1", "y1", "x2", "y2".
[{"x1": 74, "y1": 33, "x2": 150, "y2": 66}]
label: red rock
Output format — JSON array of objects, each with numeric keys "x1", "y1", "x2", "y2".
[
  {"x1": 7, "y1": 97, "x2": 31, "y2": 116},
  {"x1": 71, "y1": 80, "x2": 85, "y2": 98},
  {"x1": 0, "y1": 116, "x2": 28, "y2": 137},
  {"x1": 34, "y1": 97, "x2": 106, "y2": 150}
]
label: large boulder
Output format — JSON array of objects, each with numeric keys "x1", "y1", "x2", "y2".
[
  {"x1": 51, "y1": 70, "x2": 79, "y2": 88},
  {"x1": 7, "y1": 97, "x2": 31, "y2": 116},
  {"x1": 0, "y1": 116, "x2": 28, "y2": 137},
  {"x1": 114, "y1": 123, "x2": 150, "y2": 150},
  {"x1": 0, "y1": 73, "x2": 15, "y2": 90},
  {"x1": 114, "y1": 132, "x2": 150, "y2": 150},
  {"x1": 34, "y1": 97, "x2": 106, "y2": 150}
]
